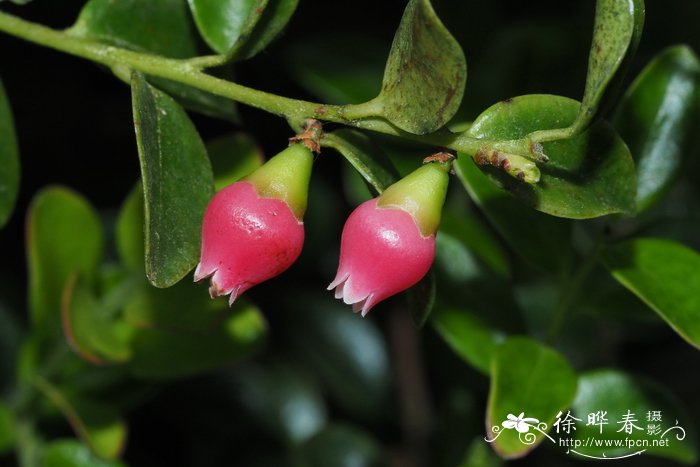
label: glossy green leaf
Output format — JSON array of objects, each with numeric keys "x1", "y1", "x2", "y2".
[
  {"x1": 457, "y1": 157, "x2": 573, "y2": 273},
  {"x1": 71, "y1": 0, "x2": 199, "y2": 58},
  {"x1": 531, "y1": 0, "x2": 646, "y2": 141},
  {"x1": 601, "y1": 237, "x2": 700, "y2": 348},
  {"x1": 432, "y1": 308, "x2": 505, "y2": 375},
  {"x1": 207, "y1": 133, "x2": 264, "y2": 190},
  {"x1": 464, "y1": 94, "x2": 637, "y2": 218},
  {"x1": 0, "y1": 401, "x2": 15, "y2": 453},
  {"x1": 189, "y1": 0, "x2": 298, "y2": 60},
  {"x1": 571, "y1": 370, "x2": 697, "y2": 463},
  {"x1": 0, "y1": 77, "x2": 19, "y2": 229},
  {"x1": 188, "y1": 0, "x2": 260, "y2": 54},
  {"x1": 573, "y1": 0, "x2": 645, "y2": 131},
  {"x1": 283, "y1": 292, "x2": 390, "y2": 422},
  {"x1": 486, "y1": 337, "x2": 577, "y2": 458},
  {"x1": 126, "y1": 299, "x2": 266, "y2": 379},
  {"x1": 323, "y1": 130, "x2": 399, "y2": 195},
  {"x1": 131, "y1": 73, "x2": 215, "y2": 288},
  {"x1": 229, "y1": 363, "x2": 326, "y2": 444},
  {"x1": 286, "y1": 34, "x2": 385, "y2": 104},
  {"x1": 372, "y1": 0, "x2": 466, "y2": 134},
  {"x1": 613, "y1": 45, "x2": 700, "y2": 211},
  {"x1": 27, "y1": 187, "x2": 103, "y2": 332},
  {"x1": 301, "y1": 424, "x2": 383, "y2": 467},
  {"x1": 407, "y1": 269, "x2": 435, "y2": 328},
  {"x1": 43, "y1": 440, "x2": 127, "y2": 467}
]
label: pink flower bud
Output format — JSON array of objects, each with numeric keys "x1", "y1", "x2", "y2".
[
  {"x1": 328, "y1": 159, "x2": 452, "y2": 316},
  {"x1": 328, "y1": 198, "x2": 436, "y2": 316},
  {"x1": 195, "y1": 144, "x2": 312, "y2": 304}
]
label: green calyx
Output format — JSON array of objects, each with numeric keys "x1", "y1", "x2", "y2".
[
  {"x1": 377, "y1": 159, "x2": 451, "y2": 236},
  {"x1": 243, "y1": 143, "x2": 314, "y2": 220}
]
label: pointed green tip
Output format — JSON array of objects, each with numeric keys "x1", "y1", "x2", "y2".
[
  {"x1": 244, "y1": 143, "x2": 314, "y2": 220},
  {"x1": 377, "y1": 162, "x2": 450, "y2": 236}
]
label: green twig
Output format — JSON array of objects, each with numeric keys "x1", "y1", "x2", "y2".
[{"x1": 0, "y1": 10, "x2": 543, "y2": 166}]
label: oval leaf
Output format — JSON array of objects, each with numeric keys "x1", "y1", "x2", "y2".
[
  {"x1": 576, "y1": 0, "x2": 645, "y2": 129},
  {"x1": 189, "y1": 0, "x2": 298, "y2": 60},
  {"x1": 131, "y1": 73, "x2": 214, "y2": 288},
  {"x1": 601, "y1": 237, "x2": 700, "y2": 348},
  {"x1": 27, "y1": 187, "x2": 103, "y2": 332},
  {"x1": 456, "y1": 156, "x2": 573, "y2": 273},
  {"x1": 0, "y1": 77, "x2": 19, "y2": 229},
  {"x1": 486, "y1": 337, "x2": 577, "y2": 458},
  {"x1": 465, "y1": 94, "x2": 636, "y2": 218},
  {"x1": 613, "y1": 45, "x2": 700, "y2": 211},
  {"x1": 71, "y1": 0, "x2": 199, "y2": 58},
  {"x1": 571, "y1": 370, "x2": 697, "y2": 463},
  {"x1": 374, "y1": 0, "x2": 466, "y2": 134},
  {"x1": 188, "y1": 0, "x2": 260, "y2": 54}
]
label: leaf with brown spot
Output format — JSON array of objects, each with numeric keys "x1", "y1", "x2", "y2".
[{"x1": 371, "y1": 0, "x2": 466, "y2": 135}]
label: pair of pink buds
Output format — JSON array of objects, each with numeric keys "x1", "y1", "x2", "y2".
[{"x1": 194, "y1": 143, "x2": 452, "y2": 316}]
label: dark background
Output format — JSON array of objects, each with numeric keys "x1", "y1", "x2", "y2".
[{"x1": 1, "y1": 1, "x2": 700, "y2": 466}]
